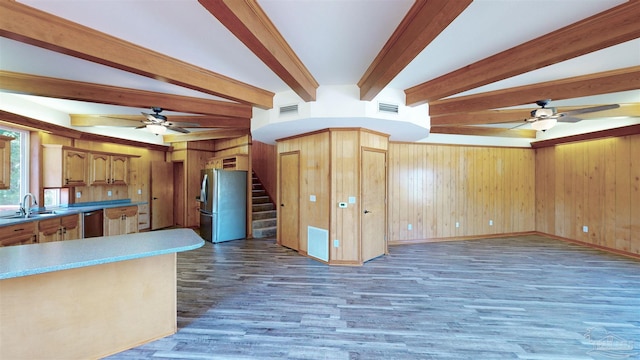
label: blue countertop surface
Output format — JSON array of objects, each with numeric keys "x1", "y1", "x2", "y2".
[
  {"x1": 0, "y1": 228, "x2": 204, "y2": 280},
  {"x1": 0, "y1": 201, "x2": 147, "y2": 226}
]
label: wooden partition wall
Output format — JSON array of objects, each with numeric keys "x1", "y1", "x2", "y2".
[
  {"x1": 388, "y1": 143, "x2": 535, "y2": 243},
  {"x1": 252, "y1": 141, "x2": 277, "y2": 200},
  {"x1": 535, "y1": 134, "x2": 640, "y2": 256}
]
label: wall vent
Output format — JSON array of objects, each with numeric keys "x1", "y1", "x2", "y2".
[
  {"x1": 378, "y1": 102, "x2": 399, "y2": 114},
  {"x1": 308, "y1": 226, "x2": 329, "y2": 262},
  {"x1": 279, "y1": 104, "x2": 299, "y2": 116}
]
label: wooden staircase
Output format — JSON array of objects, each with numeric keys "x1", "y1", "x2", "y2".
[{"x1": 251, "y1": 172, "x2": 277, "y2": 238}]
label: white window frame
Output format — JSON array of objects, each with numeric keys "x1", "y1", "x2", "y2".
[{"x1": 0, "y1": 125, "x2": 30, "y2": 217}]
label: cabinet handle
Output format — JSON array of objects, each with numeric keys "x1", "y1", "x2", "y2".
[
  {"x1": 14, "y1": 228, "x2": 24, "y2": 232},
  {"x1": 65, "y1": 178, "x2": 69, "y2": 185}
]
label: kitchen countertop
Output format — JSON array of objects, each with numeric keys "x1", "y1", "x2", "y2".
[
  {"x1": 0, "y1": 200, "x2": 147, "y2": 226},
  {"x1": 0, "y1": 228, "x2": 204, "y2": 280}
]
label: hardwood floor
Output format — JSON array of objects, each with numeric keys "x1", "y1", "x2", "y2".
[{"x1": 107, "y1": 235, "x2": 640, "y2": 359}]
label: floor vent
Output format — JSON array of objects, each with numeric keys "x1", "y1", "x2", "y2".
[
  {"x1": 378, "y1": 102, "x2": 399, "y2": 114},
  {"x1": 279, "y1": 104, "x2": 299, "y2": 116},
  {"x1": 307, "y1": 226, "x2": 329, "y2": 262}
]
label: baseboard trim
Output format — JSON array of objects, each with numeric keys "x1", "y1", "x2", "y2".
[
  {"x1": 388, "y1": 231, "x2": 537, "y2": 246},
  {"x1": 535, "y1": 232, "x2": 640, "y2": 260}
]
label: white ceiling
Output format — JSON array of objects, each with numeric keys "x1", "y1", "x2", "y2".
[{"x1": 1, "y1": 0, "x2": 638, "y2": 146}]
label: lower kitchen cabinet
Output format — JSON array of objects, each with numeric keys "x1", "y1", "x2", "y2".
[
  {"x1": 104, "y1": 206, "x2": 138, "y2": 236},
  {"x1": 0, "y1": 222, "x2": 37, "y2": 247},
  {"x1": 38, "y1": 214, "x2": 81, "y2": 243}
]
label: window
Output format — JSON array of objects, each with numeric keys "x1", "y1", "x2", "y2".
[{"x1": 0, "y1": 126, "x2": 29, "y2": 216}]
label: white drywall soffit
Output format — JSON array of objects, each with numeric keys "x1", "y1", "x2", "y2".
[{"x1": 251, "y1": 85, "x2": 429, "y2": 144}]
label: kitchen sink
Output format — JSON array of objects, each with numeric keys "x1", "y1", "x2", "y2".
[{"x1": 1, "y1": 211, "x2": 58, "y2": 219}]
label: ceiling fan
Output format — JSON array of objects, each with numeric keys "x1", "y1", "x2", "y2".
[
  {"x1": 137, "y1": 107, "x2": 199, "y2": 135},
  {"x1": 519, "y1": 99, "x2": 620, "y2": 131}
]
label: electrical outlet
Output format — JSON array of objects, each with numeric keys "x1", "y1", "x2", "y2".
[
  {"x1": 107, "y1": 190, "x2": 112, "y2": 197},
  {"x1": 489, "y1": 220, "x2": 493, "y2": 226},
  {"x1": 455, "y1": 222, "x2": 460, "y2": 228},
  {"x1": 583, "y1": 225, "x2": 589, "y2": 233},
  {"x1": 137, "y1": 189, "x2": 142, "y2": 195},
  {"x1": 76, "y1": 191, "x2": 81, "y2": 199},
  {"x1": 408, "y1": 224, "x2": 412, "y2": 230},
  {"x1": 310, "y1": 195, "x2": 316, "y2": 202},
  {"x1": 333, "y1": 239, "x2": 339, "y2": 248}
]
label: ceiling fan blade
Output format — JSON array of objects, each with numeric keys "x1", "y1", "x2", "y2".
[
  {"x1": 165, "y1": 121, "x2": 200, "y2": 128},
  {"x1": 167, "y1": 126, "x2": 190, "y2": 134},
  {"x1": 557, "y1": 116, "x2": 582, "y2": 123},
  {"x1": 509, "y1": 120, "x2": 532, "y2": 130},
  {"x1": 559, "y1": 104, "x2": 620, "y2": 117}
]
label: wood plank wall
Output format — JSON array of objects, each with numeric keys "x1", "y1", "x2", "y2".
[
  {"x1": 535, "y1": 134, "x2": 640, "y2": 256},
  {"x1": 277, "y1": 131, "x2": 331, "y2": 254},
  {"x1": 388, "y1": 143, "x2": 535, "y2": 243},
  {"x1": 252, "y1": 141, "x2": 277, "y2": 201}
]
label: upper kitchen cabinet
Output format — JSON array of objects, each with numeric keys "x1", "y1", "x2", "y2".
[
  {"x1": 42, "y1": 145, "x2": 88, "y2": 187},
  {"x1": 90, "y1": 153, "x2": 129, "y2": 186},
  {"x1": 0, "y1": 135, "x2": 14, "y2": 189}
]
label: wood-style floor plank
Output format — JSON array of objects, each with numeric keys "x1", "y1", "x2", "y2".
[{"x1": 107, "y1": 235, "x2": 640, "y2": 359}]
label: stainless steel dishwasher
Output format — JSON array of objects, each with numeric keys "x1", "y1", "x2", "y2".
[{"x1": 83, "y1": 210, "x2": 103, "y2": 238}]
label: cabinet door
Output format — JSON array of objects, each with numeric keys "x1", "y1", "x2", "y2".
[
  {"x1": 124, "y1": 213, "x2": 138, "y2": 234},
  {"x1": 60, "y1": 214, "x2": 80, "y2": 240},
  {"x1": 90, "y1": 153, "x2": 111, "y2": 186},
  {"x1": 39, "y1": 218, "x2": 62, "y2": 243},
  {"x1": 64, "y1": 150, "x2": 88, "y2": 186},
  {"x1": 110, "y1": 156, "x2": 128, "y2": 185},
  {"x1": 104, "y1": 208, "x2": 124, "y2": 236}
]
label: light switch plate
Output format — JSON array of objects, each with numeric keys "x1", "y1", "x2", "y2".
[
  {"x1": 137, "y1": 189, "x2": 142, "y2": 195},
  {"x1": 310, "y1": 195, "x2": 316, "y2": 202},
  {"x1": 107, "y1": 190, "x2": 112, "y2": 197},
  {"x1": 348, "y1": 196, "x2": 356, "y2": 204}
]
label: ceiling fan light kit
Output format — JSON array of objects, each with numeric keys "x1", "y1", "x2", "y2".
[
  {"x1": 146, "y1": 123, "x2": 167, "y2": 135},
  {"x1": 530, "y1": 118, "x2": 557, "y2": 132}
]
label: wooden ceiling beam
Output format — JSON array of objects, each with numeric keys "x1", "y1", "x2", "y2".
[
  {"x1": 162, "y1": 129, "x2": 251, "y2": 143},
  {"x1": 531, "y1": 124, "x2": 640, "y2": 148},
  {"x1": 199, "y1": 0, "x2": 318, "y2": 102},
  {"x1": 429, "y1": 126, "x2": 536, "y2": 139},
  {"x1": 428, "y1": 66, "x2": 640, "y2": 117},
  {"x1": 405, "y1": 1, "x2": 640, "y2": 105},
  {"x1": 431, "y1": 103, "x2": 640, "y2": 126},
  {"x1": 358, "y1": 0, "x2": 471, "y2": 101},
  {"x1": 70, "y1": 114, "x2": 250, "y2": 129},
  {"x1": 0, "y1": 1, "x2": 273, "y2": 109},
  {"x1": 0, "y1": 71, "x2": 253, "y2": 118}
]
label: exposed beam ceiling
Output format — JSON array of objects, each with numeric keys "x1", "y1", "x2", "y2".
[
  {"x1": 431, "y1": 103, "x2": 640, "y2": 126},
  {"x1": 199, "y1": 0, "x2": 318, "y2": 102},
  {"x1": 0, "y1": 0, "x2": 274, "y2": 109},
  {"x1": 429, "y1": 66, "x2": 640, "y2": 117},
  {"x1": 357, "y1": 0, "x2": 471, "y2": 101},
  {"x1": 429, "y1": 126, "x2": 536, "y2": 139},
  {"x1": 531, "y1": 124, "x2": 640, "y2": 148},
  {"x1": 70, "y1": 114, "x2": 251, "y2": 129},
  {"x1": 162, "y1": 129, "x2": 251, "y2": 143},
  {"x1": 405, "y1": 1, "x2": 640, "y2": 105},
  {"x1": 0, "y1": 71, "x2": 253, "y2": 118}
]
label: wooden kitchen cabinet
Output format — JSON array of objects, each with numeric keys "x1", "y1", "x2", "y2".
[
  {"x1": 104, "y1": 206, "x2": 138, "y2": 236},
  {"x1": 206, "y1": 154, "x2": 248, "y2": 170},
  {"x1": 38, "y1": 214, "x2": 81, "y2": 243},
  {"x1": 42, "y1": 145, "x2": 88, "y2": 187},
  {"x1": 0, "y1": 222, "x2": 37, "y2": 247},
  {"x1": 90, "y1": 153, "x2": 129, "y2": 186},
  {"x1": 137, "y1": 204, "x2": 150, "y2": 231},
  {"x1": 0, "y1": 135, "x2": 14, "y2": 190}
]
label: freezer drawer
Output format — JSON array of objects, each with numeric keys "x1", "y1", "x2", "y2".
[{"x1": 199, "y1": 211, "x2": 214, "y2": 242}]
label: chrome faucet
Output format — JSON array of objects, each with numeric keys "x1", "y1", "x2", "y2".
[{"x1": 20, "y1": 193, "x2": 37, "y2": 218}]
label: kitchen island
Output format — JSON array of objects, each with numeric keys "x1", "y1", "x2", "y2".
[{"x1": 0, "y1": 228, "x2": 204, "y2": 359}]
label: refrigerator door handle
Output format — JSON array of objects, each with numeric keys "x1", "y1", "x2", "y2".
[{"x1": 200, "y1": 173, "x2": 208, "y2": 203}]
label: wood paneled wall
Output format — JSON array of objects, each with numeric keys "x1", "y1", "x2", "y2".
[
  {"x1": 388, "y1": 143, "x2": 535, "y2": 243},
  {"x1": 277, "y1": 131, "x2": 331, "y2": 254},
  {"x1": 252, "y1": 141, "x2": 277, "y2": 201},
  {"x1": 536, "y1": 134, "x2": 640, "y2": 256}
]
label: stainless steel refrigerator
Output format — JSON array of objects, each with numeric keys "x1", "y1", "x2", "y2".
[{"x1": 198, "y1": 169, "x2": 247, "y2": 243}]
